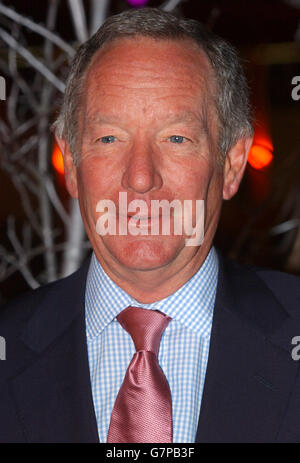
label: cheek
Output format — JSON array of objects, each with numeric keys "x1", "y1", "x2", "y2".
[
  {"x1": 77, "y1": 171, "x2": 98, "y2": 209},
  {"x1": 167, "y1": 159, "x2": 214, "y2": 200},
  {"x1": 77, "y1": 158, "x2": 120, "y2": 205},
  {"x1": 76, "y1": 167, "x2": 106, "y2": 226}
]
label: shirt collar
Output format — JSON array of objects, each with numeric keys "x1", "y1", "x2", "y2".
[{"x1": 85, "y1": 247, "x2": 218, "y2": 340}]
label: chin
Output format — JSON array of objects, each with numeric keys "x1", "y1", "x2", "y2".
[{"x1": 102, "y1": 235, "x2": 184, "y2": 271}]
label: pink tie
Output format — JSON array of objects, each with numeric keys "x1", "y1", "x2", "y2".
[{"x1": 107, "y1": 306, "x2": 173, "y2": 443}]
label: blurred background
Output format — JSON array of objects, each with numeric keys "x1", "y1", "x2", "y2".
[{"x1": 0, "y1": 0, "x2": 299, "y2": 304}]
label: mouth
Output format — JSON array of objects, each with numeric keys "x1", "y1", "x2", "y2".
[
  {"x1": 119, "y1": 211, "x2": 163, "y2": 220},
  {"x1": 127, "y1": 215, "x2": 161, "y2": 226},
  {"x1": 127, "y1": 215, "x2": 159, "y2": 220}
]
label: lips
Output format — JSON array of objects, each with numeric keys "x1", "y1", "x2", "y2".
[
  {"x1": 128, "y1": 215, "x2": 159, "y2": 220},
  {"x1": 126, "y1": 214, "x2": 162, "y2": 230}
]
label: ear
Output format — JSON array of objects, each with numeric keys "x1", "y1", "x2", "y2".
[
  {"x1": 55, "y1": 135, "x2": 78, "y2": 199},
  {"x1": 223, "y1": 136, "x2": 253, "y2": 200}
]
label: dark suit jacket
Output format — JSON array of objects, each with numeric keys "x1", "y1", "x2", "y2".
[{"x1": 0, "y1": 251, "x2": 300, "y2": 443}]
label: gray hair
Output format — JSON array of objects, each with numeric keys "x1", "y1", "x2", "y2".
[{"x1": 52, "y1": 7, "x2": 253, "y2": 165}]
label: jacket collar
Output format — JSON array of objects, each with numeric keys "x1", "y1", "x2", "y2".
[{"x1": 196, "y1": 251, "x2": 299, "y2": 442}]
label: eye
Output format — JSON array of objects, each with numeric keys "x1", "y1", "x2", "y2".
[
  {"x1": 169, "y1": 135, "x2": 187, "y2": 144},
  {"x1": 98, "y1": 135, "x2": 116, "y2": 144}
]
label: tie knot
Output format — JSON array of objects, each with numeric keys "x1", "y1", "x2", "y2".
[{"x1": 117, "y1": 306, "x2": 172, "y2": 356}]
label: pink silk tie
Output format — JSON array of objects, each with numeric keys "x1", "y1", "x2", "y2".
[{"x1": 107, "y1": 306, "x2": 173, "y2": 443}]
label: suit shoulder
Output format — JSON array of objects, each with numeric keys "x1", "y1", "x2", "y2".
[
  {"x1": 223, "y1": 255, "x2": 300, "y2": 297},
  {"x1": 255, "y1": 266, "x2": 300, "y2": 290},
  {"x1": 0, "y1": 255, "x2": 90, "y2": 335},
  {"x1": 224, "y1": 256, "x2": 300, "y2": 317},
  {"x1": 0, "y1": 277, "x2": 67, "y2": 334},
  {"x1": 254, "y1": 266, "x2": 300, "y2": 315}
]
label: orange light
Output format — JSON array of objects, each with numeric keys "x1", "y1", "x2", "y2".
[
  {"x1": 253, "y1": 135, "x2": 273, "y2": 152},
  {"x1": 52, "y1": 143, "x2": 64, "y2": 175},
  {"x1": 248, "y1": 144, "x2": 273, "y2": 170}
]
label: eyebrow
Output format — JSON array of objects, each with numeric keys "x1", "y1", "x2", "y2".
[
  {"x1": 85, "y1": 113, "x2": 121, "y2": 126},
  {"x1": 85, "y1": 108, "x2": 210, "y2": 135},
  {"x1": 160, "y1": 108, "x2": 210, "y2": 135}
]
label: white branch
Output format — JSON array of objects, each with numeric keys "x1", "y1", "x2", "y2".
[
  {"x1": 0, "y1": 240, "x2": 91, "y2": 282},
  {"x1": 0, "y1": 27, "x2": 65, "y2": 93},
  {"x1": 67, "y1": 0, "x2": 88, "y2": 42},
  {"x1": 270, "y1": 218, "x2": 300, "y2": 236},
  {"x1": 12, "y1": 117, "x2": 39, "y2": 139},
  {"x1": 3, "y1": 165, "x2": 42, "y2": 236},
  {"x1": 89, "y1": 0, "x2": 109, "y2": 35},
  {"x1": 0, "y1": 119, "x2": 9, "y2": 142},
  {"x1": 6, "y1": 216, "x2": 40, "y2": 289},
  {"x1": 0, "y1": 3, "x2": 75, "y2": 57},
  {"x1": 11, "y1": 135, "x2": 38, "y2": 161},
  {"x1": 9, "y1": 72, "x2": 39, "y2": 112},
  {"x1": 44, "y1": 177, "x2": 72, "y2": 227},
  {"x1": 7, "y1": 80, "x2": 19, "y2": 129},
  {"x1": 61, "y1": 199, "x2": 86, "y2": 277},
  {"x1": 161, "y1": 0, "x2": 183, "y2": 12}
]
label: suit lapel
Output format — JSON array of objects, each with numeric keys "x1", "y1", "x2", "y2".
[
  {"x1": 10, "y1": 255, "x2": 99, "y2": 443},
  {"x1": 196, "y1": 254, "x2": 299, "y2": 442}
]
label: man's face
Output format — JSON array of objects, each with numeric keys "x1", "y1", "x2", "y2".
[{"x1": 64, "y1": 38, "x2": 227, "y2": 274}]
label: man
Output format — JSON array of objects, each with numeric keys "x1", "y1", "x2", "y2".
[{"x1": 0, "y1": 7, "x2": 300, "y2": 443}]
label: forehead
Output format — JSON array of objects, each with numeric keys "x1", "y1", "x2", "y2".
[{"x1": 82, "y1": 37, "x2": 216, "y2": 122}]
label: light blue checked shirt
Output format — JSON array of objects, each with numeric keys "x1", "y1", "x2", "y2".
[{"x1": 85, "y1": 246, "x2": 218, "y2": 443}]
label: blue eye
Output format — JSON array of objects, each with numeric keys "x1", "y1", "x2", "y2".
[
  {"x1": 99, "y1": 135, "x2": 116, "y2": 143},
  {"x1": 169, "y1": 135, "x2": 186, "y2": 144}
]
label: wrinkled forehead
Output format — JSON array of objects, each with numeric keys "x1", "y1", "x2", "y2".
[{"x1": 83, "y1": 36, "x2": 217, "y2": 105}]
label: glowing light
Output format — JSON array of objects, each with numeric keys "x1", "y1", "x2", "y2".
[
  {"x1": 52, "y1": 143, "x2": 64, "y2": 175},
  {"x1": 126, "y1": 0, "x2": 149, "y2": 6},
  {"x1": 247, "y1": 125, "x2": 274, "y2": 171},
  {"x1": 248, "y1": 143, "x2": 273, "y2": 170},
  {"x1": 253, "y1": 133, "x2": 273, "y2": 152}
]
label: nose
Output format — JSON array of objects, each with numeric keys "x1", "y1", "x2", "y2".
[{"x1": 121, "y1": 140, "x2": 163, "y2": 194}]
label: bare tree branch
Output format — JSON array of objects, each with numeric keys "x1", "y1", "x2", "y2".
[
  {"x1": 0, "y1": 240, "x2": 91, "y2": 282},
  {"x1": 6, "y1": 216, "x2": 40, "y2": 289},
  {"x1": 36, "y1": 0, "x2": 60, "y2": 282},
  {"x1": 10, "y1": 135, "x2": 38, "y2": 161},
  {"x1": 161, "y1": 0, "x2": 184, "y2": 12},
  {"x1": 63, "y1": 1, "x2": 90, "y2": 273},
  {"x1": 61, "y1": 199, "x2": 86, "y2": 277},
  {"x1": 12, "y1": 116, "x2": 39, "y2": 139},
  {"x1": 0, "y1": 26, "x2": 65, "y2": 93},
  {"x1": 68, "y1": 0, "x2": 88, "y2": 42},
  {"x1": 7, "y1": 80, "x2": 19, "y2": 129},
  {"x1": 3, "y1": 166, "x2": 42, "y2": 237},
  {"x1": 0, "y1": 2, "x2": 75, "y2": 57},
  {"x1": 44, "y1": 177, "x2": 72, "y2": 228},
  {"x1": 90, "y1": 0, "x2": 109, "y2": 35},
  {"x1": 0, "y1": 0, "x2": 98, "y2": 294},
  {"x1": 0, "y1": 119, "x2": 10, "y2": 142}
]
